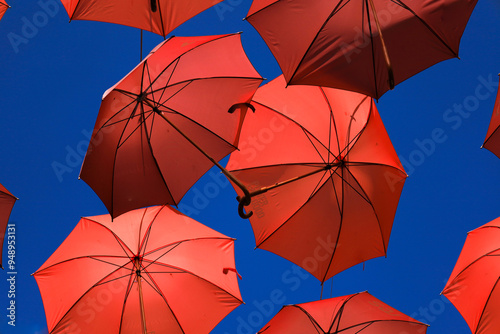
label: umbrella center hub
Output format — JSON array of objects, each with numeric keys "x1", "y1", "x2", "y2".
[{"x1": 133, "y1": 255, "x2": 143, "y2": 276}]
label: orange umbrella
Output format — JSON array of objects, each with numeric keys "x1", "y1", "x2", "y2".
[
  {"x1": 483, "y1": 74, "x2": 500, "y2": 159},
  {"x1": 442, "y1": 217, "x2": 500, "y2": 334},
  {"x1": 228, "y1": 75, "x2": 406, "y2": 282},
  {"x1": 61, "y1": 0, "x2": 223, "y2": 37},
  {"x1": 0, "y1": 0, "x2": 9, "y2": 21},
  {"x1": 258, "y1": 291, "x2": 428, "y2": 334},
  {"x1": 246, "y1": 0, "x2": 478, "y2": 99},
  {"x1": 79, "y1": 33, "x2": 262, "y2": 219},
  {"x1": 0, "y1": 182, "x2": 16, "y2": 269},
  {"x1": 33, "y1": 205, "x2": 243, "y2": 334}
]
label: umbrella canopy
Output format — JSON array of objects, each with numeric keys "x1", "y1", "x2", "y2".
[
  {"x1": 483, "y1": 74, "x2": 500, "y2": 159},
  {"x1": 60, "y1": 0, "x2": 223, "y2": 37},
  {"x1": 33, "y1": 205, "x2": 243, "y2": 334},
  {"x1": 442, "y1": 217, "x2": 500, "y2": 334},
  {"x1": 0, "y1": 182, "x2": 16, "y2": 269},
  {"x1": 79, "y1": 33, "x2": 263, "y2": 219},
  {"x1": 227, "y1": 75, "x2": 406, "y2": 282},
  {"x1": 258, "y1": 291, "x2": 428, "y2": 334},
  {"x1": 0, "y1": 0, "x2": 9, "y2": 21},
  {"x1": 246, "y1": 0, "x2": 478, "y2": 99}
]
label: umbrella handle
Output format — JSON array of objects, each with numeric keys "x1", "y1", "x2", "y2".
[
  {"x1": 150, "y1": 0, "x2": 157, "y2": 12},
  {"x1": 237, "y1": 189, "x2": 253, "y2": 219},
  {"x1": 228, "y1": 102, "x2": 255, "y2": 114}
]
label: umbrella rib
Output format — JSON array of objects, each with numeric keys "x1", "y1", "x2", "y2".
[
  {"x1": 256, "y1": 174, "x2": 331, "y2": 248},
  {"x1": 443, "y1": 244, "x2": 500, "y2": 292},
  {"x1": 118, "y1": 267, "x2": 137, "y2": 334},
  {"x1": 150, "y1": 102, "x2": 239, "y2": 151},
  {"x1": 251, "y1": 100, "x2": 332, "y2": 154},
  {"x1": 332, "y1": 319, "x2": 428, "y2": 333},
  {"x1": 143, "y1": 236, "x2": 233, "y2": 259},
  {"x1": 344, "y1": 96, "x2": 370, "y2": 155},
  {"x1": 334, "y1": 164, "x2": 389, "y2": 255},
  {"x1": 394, "y1": 0, "x2": 458, "y2": 56},
  {"x1": 320, "y1": 167, "x2": 345, "y2": 283},
  {"x1": 319, "y1": 87, "x2": 342, "y2": 162},
  {"x1": 483, "y1": 124, "x2": 500, "y2": 147},
  {"x1": 142, "y1": 259, "x2": 244, "y2": 303},
  {"x1": 139, "y1": 268, "x2": 189, "y2": 334},
  {"x1": 48, "y1": 263, "x2": 130, "y2": 333},
  {"x1": 303, "y1": 128, "x2": 328, "y2": 164},
  {"x1": 85, "y1": 218, "x2": 136, "y2": 255},
  {"x1": 290, "y1": 305, "x2": 325, "y2": 334},
  {"x1": 137, "y1": 207, "x2": 151, "y2": 255},
  {"x1": 286, "y1": 0, "x2": 351, "y2": 84},
  {"x1": 328, "y1": 293, "x2": 355, "y2": 333},
  {"x1": 34, "y1": 255, "x2": 130, "y2": 274},
  {"x1": 364, "y1": 0, "x2": 380, "y2": 99},
  {"x1": 474, "y1": 276, "x2": 500, "y2": 334},
  {"x1": 155, "y1": 0, "x2": 166, "y2": 37},
  {"x1": 139, "y1": 108, "x2": 177, "y2": 205}
]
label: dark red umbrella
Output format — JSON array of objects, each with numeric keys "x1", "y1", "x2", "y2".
[
  {"x1": 227, "y1": 75, "x2": 406, "y2": 282},
  {"x1": 246, "y1": 0, "x2": 478, "y2": 99},
  {"x1": 79, "y1": 33, "x2": 263, "y2": 218},
  {"x1": 483, "y1": 74, "x2": 500, "y2": 159},
  {"x1": 61, "y1": 0, "x2": 223, "y2": 37},
  {"x1": 0, "y1": 182, "x2": 16, "y2": 269}
]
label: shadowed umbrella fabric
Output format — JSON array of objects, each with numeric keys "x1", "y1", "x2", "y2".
[
  {"x1": 227, "y1": 75, "x2": 406, "y2": 282},
  {"x1": 79, "y1": 33, "x2": 263, "y2": 219},
  {"x1": 33, "y1": 205, "x2": 243, "y2": 334},
  {"x1": 60, "y1": 0, "x2": 224, "y2": 37},
  {"x1": 0, "y1": 182, "x2": 16, "y2": 269},
  {"x1": 483, "y1": 75, "x2": 500, "y2": 159},
  {"x1": 0, "y1": 0, "x2": 9, "y2": 21},
  {"x1": 442, "y1": 217, "x2": 500, "y2": 334},
  {"x1": 246, "y1": 0, "x2": 478, "y2": 99},
  {"x1": 258, "y1": 291, "x2": 428, "y2": 334}
]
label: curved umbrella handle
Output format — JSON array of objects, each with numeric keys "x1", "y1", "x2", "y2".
[
  {"x1": 228, "y1": 102, "x2": 256, "y2": 114},
  {"x1": 150, "y1": 0, "x2": 157, "y2": 12},
  {"x1": 237, "y1": 189, "x2": 253, "y2": 219}
]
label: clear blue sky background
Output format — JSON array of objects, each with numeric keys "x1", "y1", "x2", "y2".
[{"x1": 0, "y1": 0, "x2": 499, "y2": 333}]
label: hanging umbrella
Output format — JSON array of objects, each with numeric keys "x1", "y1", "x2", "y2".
[
  {"x1": 258, "y1": 291, "x2": 428, "y2": 334},
  {"x1": 61, "y1": 0, "x2": 224, "y2": 38},
  {"x1": 482, "y1": 74, "x2": 500, "y2": 159},
  {"x1": 442, "y1": 217, "x2": 500, "y2": 334},
  {"x1": 33, "y1": 205, "x2": 243, "y2": 334},
  {"x1": 0, "y1": 0, "x2": 9, "y2": 21},
  {"x1": 0, "y1": 182, "x2": 16, "y2": 269},
  {"x1": 246, "y1": 0, "x2": 478, "y2": 99},
  {"x1": 79, "y1": 33, "x2": 263, "y2": 219},
  {"x1": 227, "y1": 75, "x2": 406, "y2": 282}
]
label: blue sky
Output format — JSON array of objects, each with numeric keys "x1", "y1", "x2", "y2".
[{"x1": 0, "y1": 0, "x2": 499, "y2": 333}]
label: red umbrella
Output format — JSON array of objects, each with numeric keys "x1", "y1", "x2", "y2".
[
  {"x1": 0, "y1": 182, "x2": 16, "y2": 269},
  {"x1": 246, "y1": 0, "x2": 478, "y2": 99},
  {"x1": 228, "y1": 75, "x2": 406, "y2": 282},
  {"x1": 442, "y1": 217, "x2": 500, "y2": 334},
  {"x1": 79, "y1": 33, "x2": 263, "y2": 219},
  {"x1": 258, "y1": 291, "x2": 428, "y2": 334},
  {"x1": 61, "y1": 0, "x2": 223, "y2": 38},
  {"x1": 0, "y1": 0, "x2": 9, "y2": 21},
  {"x1": 33, "y1": 205, "x2": 243, "y2": 334},
  {"x1": 483, "y1": 74, "x2": 500, "y2": 159}
]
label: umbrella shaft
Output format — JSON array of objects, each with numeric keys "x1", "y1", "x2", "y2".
[
  {"x1": 134, "y1": 259, "x2": 148, "y2": 334},
  {"x1": 248, "y1": 164, "x2": 336, "y2": 197}
]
